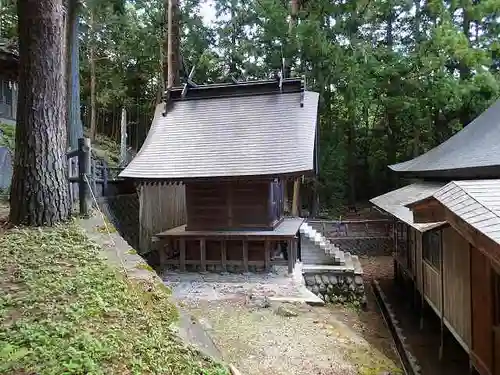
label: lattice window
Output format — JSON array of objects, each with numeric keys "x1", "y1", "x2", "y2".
[
  {"x1": 396, "y1": 222, "x2": 408, "y2": 259},
  {"x1": 423, "y1": 230, "x2": 442, "y2": 270}
]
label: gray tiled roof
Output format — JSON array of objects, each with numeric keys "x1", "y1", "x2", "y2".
[
  {"x1": 370, "y1": 181, "x2": 447, "y2": 232},
  {"x1": 120, "y1": 90, "x2": 319, "y2": 179},
  {"x1": 390, "y1": 99, "x2": 500, "y2": 177},
  {"x1": 432, "y1": 179, "x2": 500, "y2": 245}
]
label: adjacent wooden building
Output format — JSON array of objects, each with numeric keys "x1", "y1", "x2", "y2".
[
  {"x1": 0, "y1": 39, "x2": 18, "y2": 125},
  {"x1": 120, "y1": 78, "x2": 320, "y2": 273},
  {"x1": 371, "y1": 99, "x2": 500, "y2": 375}
]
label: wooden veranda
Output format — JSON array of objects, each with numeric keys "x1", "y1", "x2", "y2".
[{"x1": 155, "y1": 217, "x2": 304, "y2": 273}]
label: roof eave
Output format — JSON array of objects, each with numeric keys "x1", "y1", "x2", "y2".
[
  {"x1": 389, "y1": 165, "x2": 500, "y2": 180},
  {"x1": 119, "y1": 169, "x2": 315, "y2": 183}
]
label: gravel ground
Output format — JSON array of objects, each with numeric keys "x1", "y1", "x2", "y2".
[
  {"x1": 166, "y1": 265, "x2": 402, "y2": 375},
  {"x1": 182, "y1": 298, "x2": 401, "y2": 375}
]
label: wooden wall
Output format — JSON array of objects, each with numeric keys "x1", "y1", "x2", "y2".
[
  {"x1": 443, "y1": 227, "x2": 471, "y2": 349},
  {"x1": 138, "y1": 183, "x2": 186, "y2": 253},
  {"x1": 471, "y1": 247, "x2": 494, "y2": 375},
  {"x1": 398, "y1": 226, "x2": 472, "y2": 351},
  {"x1": 423, "y1": 262, "x2": 442, "y2": 312},
  {"x1": 185, "y1": 180, "x2": 276, "y2": 231},
  {"x1": 414, "y1": 230, "x2": 423, "y2": 293}
]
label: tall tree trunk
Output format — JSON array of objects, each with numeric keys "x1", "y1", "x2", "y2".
[
  {"x1": 89, "y1": 8, "x2": 97, "y2": 141},
  {"x1": 165, "y1": 0, "x2": 180, "y2": 87},
  {"x1": 346, "y1": 102, "x2": 357, "y2": 207},
  {"x1": 229, "y1": 0, "x2": 237, "y2": 75},
  {"x1": 10, "y1": 0, "x2": 71, "y2": 226},
  {"x1": 289, "y1": 0, "x2": 302, "y2": 216},
  {"x1": 285, "y1": 0, "x2": 299, "y2": 78},
  {"x1": 66, "y1": 0, "x2": 84, "y2": 150}
]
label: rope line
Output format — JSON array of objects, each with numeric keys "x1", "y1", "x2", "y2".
[{"x1": 84, "y1": 174, "x2": 129, "y2": 277}]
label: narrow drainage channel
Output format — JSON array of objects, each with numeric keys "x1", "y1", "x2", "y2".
[{"x1": 371, "y1": 279, "x2": 422, "y2": 375}]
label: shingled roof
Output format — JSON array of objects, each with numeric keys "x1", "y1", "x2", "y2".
[
  {"x1": 370, "y1": 181, "x2": 447, "y2": 232},
  {"x1": 390, "y1": 99, "x2": 500, "y2": 179},
  {"x1": 120, "y1": 79, "x2": 319, "y2": 181}
]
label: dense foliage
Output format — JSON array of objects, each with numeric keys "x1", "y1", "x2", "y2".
[{"x1": 1, "y1": 0, "x2": 499, "y2": 211}]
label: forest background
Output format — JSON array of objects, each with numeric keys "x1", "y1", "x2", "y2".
[{"x1": 1, "y1": 0, "x2": 499, "y2": 214}]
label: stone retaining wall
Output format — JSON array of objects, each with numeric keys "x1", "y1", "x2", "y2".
[
  {"x1": 303, "y1": 272, "x2": 365, "y2": 304},
  {"x1": 97, "y1": 194, "x2": 140, "y2": 250}
]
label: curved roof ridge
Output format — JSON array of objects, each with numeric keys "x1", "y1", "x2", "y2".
[{"x1": 389, "y1": 99, "x2": 500, "y2": 177}]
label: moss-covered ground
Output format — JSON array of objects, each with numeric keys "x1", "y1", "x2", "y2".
[{"x1": 0, "y1": 222, "x2": 228, "y2": 375}]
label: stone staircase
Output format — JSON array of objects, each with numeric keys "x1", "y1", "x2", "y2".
[{"x1": 299, "y1": 222, "x2": 364, "y2": 303}]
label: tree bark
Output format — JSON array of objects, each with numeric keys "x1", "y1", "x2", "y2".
[
  {"x1": 289, "y1": 0, "x2": 302, "y2": 217},
  {"x1": 89, "y1": 8, "x2": 97, "y2": 141},
  {"x1": 66, "y1": 0, "x2": 84, "y2": 150},
  {"x1": 10, "y1": 0, "x2": 71, "y2": 226},
  {"x1": 165, "y1": 0, "x2": 180, "y2": 87}
]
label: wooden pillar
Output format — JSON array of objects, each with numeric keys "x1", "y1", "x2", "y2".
[
  {"x1": 78, "y1": 137, "x2": 91, "y2": 217},
  {"x1": 291, "y1": 237, "x2": 297, "y2": 265},
  {"x1": 221, "y1": 239, "x2": 227, "y2": 272},
  {"x1": 242, "y1": 240, "x2": 249, "y2": 272},
  {"x1": 200, "y1": 238, "x2": 206, "y2": 272},
  {"x1": 287, "y1": 239, "x2": 293, "y2": 274},
  {"x1": 179, "y1": 238, "x2": 186, "y2": 271},
  {"x1": 158, "y1": 240, "x2": 167, "y2": 268},
  {"x1": 420, "y1": 233, "x2": 425, "y2": 330},
  {"x1": 439, "y1": 231, "x2": 445, "y2": 360},
  {"x1": 291, "y1": 178, "x2": 300, "y2": 216},
  {"x1": 264, "y1": 239, "x2": 271, "y2": 272},
  {"x1": 413, "y1": 230, "x2": 419, "y2": 308}
]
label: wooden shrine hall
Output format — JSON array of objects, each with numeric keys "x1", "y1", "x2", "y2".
[{"x1": 119, "y1": 78, "x2": 320, "y2": 273}]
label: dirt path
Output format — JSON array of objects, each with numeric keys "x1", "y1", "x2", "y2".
[{"x1": 165, "y1": 269, "x2": 402, "y2": 375}]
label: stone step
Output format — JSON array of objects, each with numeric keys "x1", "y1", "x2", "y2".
[
  {"x1": 302, "y1": 263, "x2": 355, "y2": 273},
  {"x1": 301, "y1": 222, "x2": 350, "y2": 266},
  {"x1": 352, "y1": 255, "x2": 363, "y2": 275}
]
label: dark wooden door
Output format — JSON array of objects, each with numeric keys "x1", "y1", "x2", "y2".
[{"x1": 471, "y1": 246, "x2": 493, "y2": 375}]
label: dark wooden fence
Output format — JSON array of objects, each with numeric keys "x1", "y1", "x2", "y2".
[
  {"x1": 67, "y1": 137, "x2": 124, "y2": 216},
  {"x1": 307, "y1": 219, "x2": 394, "y2": 239}
]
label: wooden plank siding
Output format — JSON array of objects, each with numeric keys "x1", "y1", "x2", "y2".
[
  {"x1": 185, "y1": 180, "x2": 282, "y2": 231},
  {"x1": 400, "y1": 226, "x2": 472, "y2": 351},
  {"x1": 408, "y1": 189, "x2": 500, "y2": 375},
  {"x1": 415, "y1": 230, "x2": 423, "y2": 294},
  {"x1": 471, "y1": 247, "x2": 494, "y2": 375},
  {"x1": 423, "y1": 262, "x2": 442, "y2": 312},
  {"x1": 139, "y1": 183, "x2": 187, "y2": 253},
  {"x1": 442, "y1": 226, "x2": 472, "y2": 349}
]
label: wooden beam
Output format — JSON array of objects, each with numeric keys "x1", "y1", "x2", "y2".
[
  {"x1": 291, "y1": 178, "x2": 300, "y2": 216},
  {"x1": 158, "y1": 241, "x2": 167, "y2": 268},
  {"x1": 444, "y1": 206, "x2": 500, "y2": 267},
  {"x1": 287, "y1": 239, "x2": 294, "y2": 274},
  {"x1": 291, "y1": 237, "x2": 297, "y2": 265},
  {"x1": 179, "y1": 238, "x2": 186, "y2": 271},
  {"x1": 412, "y1": 200, "x2": 446, "y2": 223},
  {"x1": 221, "y1": 240, "x2": 227, "y2": 272},
  {"x1": 163, "y1": 259, "x2": 282, "y2": 267},
  {"x1": 200, "y1": 238, "x2": 206, "y2": 272},
  {"x1": 242, "y1": 240, "x2": 249, "y2": 272},
  {"x1": 264, "y1": 240, "x2": 271, "y2": 272},
  {"x1": 439, "y1": 230, "x2": 445, "y2": 360}
]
